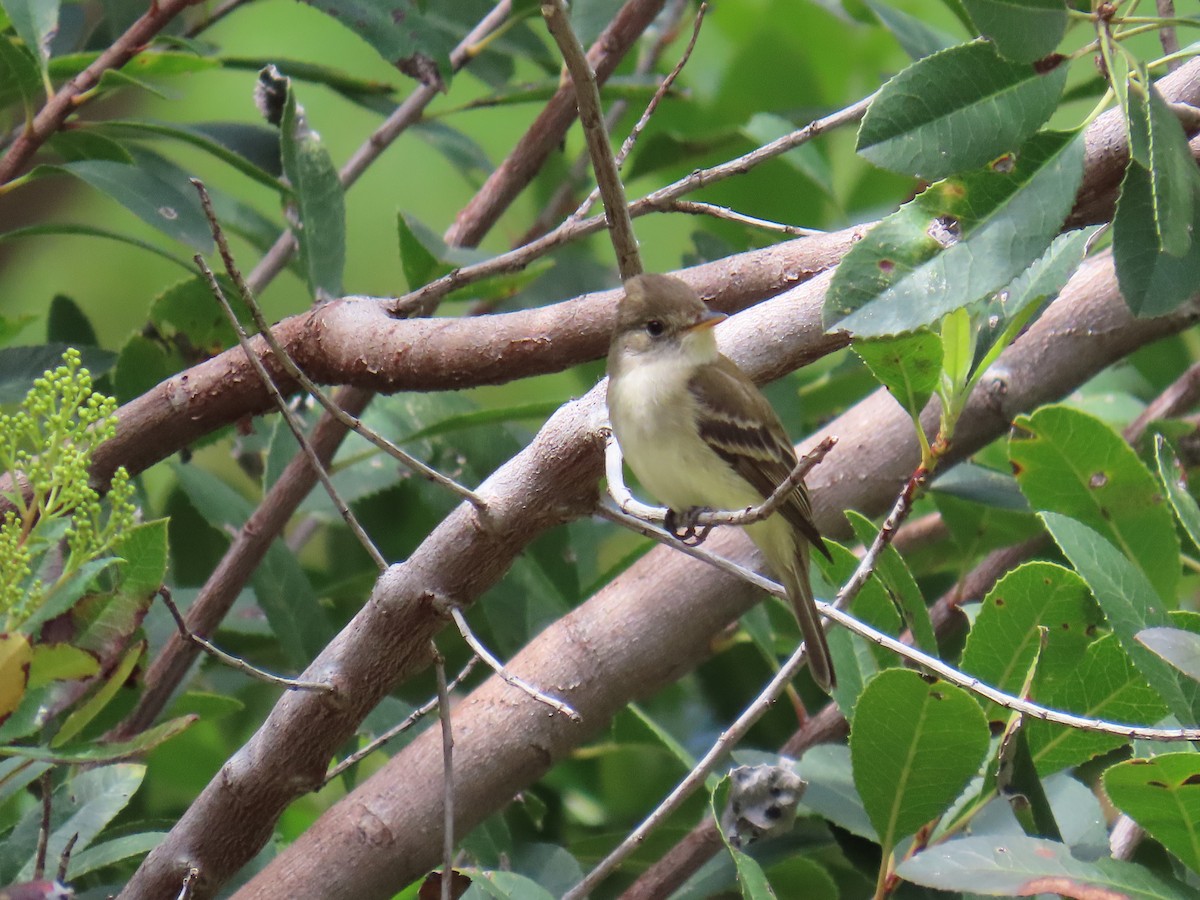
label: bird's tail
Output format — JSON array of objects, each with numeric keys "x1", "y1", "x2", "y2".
[{"x1": 782, "y1": 544, "x2": 835, "y2": 692}]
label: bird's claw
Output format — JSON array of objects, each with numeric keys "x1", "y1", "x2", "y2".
[{"x1": 666, "y1": 507, "x2": 714, "y2": 546}]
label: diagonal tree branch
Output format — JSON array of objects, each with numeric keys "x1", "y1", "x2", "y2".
[{"x1": 227, "y1": 250, "x2": 1199, "y2": 900}]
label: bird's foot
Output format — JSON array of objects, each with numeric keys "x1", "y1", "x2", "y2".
[{"x1": 665, "y1": 507, "x2": 714, "y2": 546}]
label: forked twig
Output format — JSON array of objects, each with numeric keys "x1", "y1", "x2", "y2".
[
  {"x1": 448, "y1": 606, "x2": 580, "y2": 721},
  {"x1": 158, "y1": 587, "x2": 332, "y2": 693},
  {"x1": 325, "y1": 656, "x2": 479, "y2": 783},
  {"x1": 193, "y1": 253, "x2": 389, "y2": 571}
]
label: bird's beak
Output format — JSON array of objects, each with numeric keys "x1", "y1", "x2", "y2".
[{"x1": 687, "y1": 309, "x2": 726, "y2": 332}]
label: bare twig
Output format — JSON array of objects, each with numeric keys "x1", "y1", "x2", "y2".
[
  {"x1": 605, "y1": 430, "x2": 837, "y2": 529},
  {"x1": 391, "y1": 91, "x2": 874, "y2": 315},
  {"x1": 448, "y1": 606, "x2": 580, "y2": 721},
  {"x1": 563, "y1": 631, "x2": 821, "y2": 898},
  {"x1": 158, "y1": 587, "x2": 332, "y2": 693},
  {"x1": 56, "y1": 833, "x2": 77, "y2": 885},
  {"x1": 434, "y1": 644, "x2": 455, "y2": 900},
  {"x1": 325, "y1": 656, "x2": 479, "y2": 784},
  {"x1": 194, "y1": 181, "x2": 485, "y2": 511},
  {"x1": 520, "y1": 0, "x2": 693, "y2": 244},
  {"x1": 665, "y1": 200, "x2": 826, "y2": 236},
  {"x1": 564, "y1": 1, "x2": 707, "y2": 229},
  {"x1": 35, "y1": 769, "x2": 51, "y2": 880},
  {"x1": 542, "y1": 0, "x2": 642, "y2": 278},
  {"x1": 194, "y1": 253, "x2": 389, "y2": 571}
]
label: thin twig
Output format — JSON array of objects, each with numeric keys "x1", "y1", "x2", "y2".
[
  {"x1": 158, "y1": 587, "x2": 332, "y2": 692},
  {"x1": 519, "y1": 0, "x2": 692, "y2": 245},
  {"x1": 324, "y1": 656, "x2": 480, "y2": 784},
  {"x1": 563, "y1": 634, "x2": 817, "y2": 899},
  {"x1": 182, "y1": 0, "x2": 254, "y2": 38},
  {"x1": 448, "y1": 606, "x2": 580, "y2": 721},
  {"x1": 193, "y1": 180, "x2": 486, "y2": 511},
  {"x1": 665, "y1": 200, "x2": 827, "y2": 236},
  {"x1": 194, "y1": 252, "x2": 390, "y2": 571},
  {"x1": 564, "y1": 1, "x2": 707, "y2": 228},
  {"x1": 35, "y1": 769, "x2": 51, "y2": 880},
  {"x1": 542, "y1": 0, "x2": 642, "y2": 279},
  {"x1": 604, "y1": 430, "x2": 837, "y2": 529},
  {"x1": 603, "y1": 493, "x2": 1200, "y2": 741},
  {"x1": 389, "y1": 90, "x2": 872, "y2": 315},
  {"x1": 56, "y1": 832, "x2": 77, "y2": 884},
  {"x1": 434, "y1": 644, "x2": 456, "y2": 900}
]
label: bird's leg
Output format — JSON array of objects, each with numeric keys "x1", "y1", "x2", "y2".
[{"x1": 665, "y1": 506, "x2": 714, "y2": 546}]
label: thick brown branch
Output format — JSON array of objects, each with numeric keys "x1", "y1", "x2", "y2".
[{"x1": 67, "y1": 229, "x2": 859, "y2": 498}]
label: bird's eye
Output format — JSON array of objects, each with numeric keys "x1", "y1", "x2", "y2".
[{"x1": 644, "y1": 319, "x2": 665, "y2": 337}]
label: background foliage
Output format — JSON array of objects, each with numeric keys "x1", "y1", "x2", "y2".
[{"x1": 3, "y1": 0, "x2": 1200, "y2": 898}]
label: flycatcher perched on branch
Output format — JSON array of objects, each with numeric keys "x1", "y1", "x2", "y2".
[{"x1": 606, "y1": 273, "x2": 835, "y2": 691}]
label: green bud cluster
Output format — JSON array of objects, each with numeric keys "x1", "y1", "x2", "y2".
[{"x1": 1, "y1": 349, "x2": 136, "y2": 630}]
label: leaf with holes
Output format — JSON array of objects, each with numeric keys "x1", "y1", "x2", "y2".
[{"x1": 826, "y1": 129, "x2": 1084, "y2": 338}]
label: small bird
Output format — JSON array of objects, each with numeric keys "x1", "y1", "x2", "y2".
[{"x1": 606, "y1": 273, "x2": 835, "y2": 691}]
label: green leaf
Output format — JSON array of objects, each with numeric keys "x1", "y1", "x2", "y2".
[
  {"x1": 852, "y1": 330, "x2": 942, "y2": 422},
  {"x1": 0, "y1": 222, "x2": 195, "y2": 271},
  {"x1": 412, "y1": 119, "x2": 494, "y2": 182},
  {"x1": 280, "y1": 77, "x2": 346, "y2": 300},
  {"x1": 4, "y1": 764, "x2": 145, "y2": 885},
  {"x1": 1113, "y1": 162, "x2": 1200, "y2": 317},
  {"x1": 1155, "y1": 435, "x2": 1200, "y2": 554},
  {"x1": 826, "y1": 129, "x2": 1085, "y2": 337},
  {"x1": 863, "y1": 0, "x2": 959, "y2": 61},
  {"x1": 0, "y1": 34, "x2": 43, "y2": 116},
  {"x1": 98, "y1": 119, "x2": 285, "y2": 190},
  {"x1": 1, "y1": 715, "x2": 195, "y2": 764},
  {"x1": 51, "y1": 639, "x2": 144, "y2": 748},
  {"x1": 1104, "y1": 753, "x2": 1200, "y2": 876},
  {"x1": 0, "y1": 343, "x2": 116, "y2": 404},
  {"x1": 1138, "y1": 627, "x2": 1200, "y2": 684},
  {"x1": 1127, "y1": 79, "x2": 1200, "y2": 258},
  {"x1": 42, "y1": 160, "x2": 214, "y2": 251},
  {"x1": 850, "y1": 669, "x2": 990, "y2": 851},
  {"x1": 960, "y1": 562, "x2": 1099, "y2": 715},
  {"x1": 46, "y1": 295, "x2": 97, "y2": 347},
  {"x1": 1042, "y1": 513, "x2": 1197, "y2": 724},
  {"x1": 2, "y1": 0, "x2": 58, "y2": 74},
  {"x1": 1027, "y1": 633, "x2": 1166, "y2": 775},
  {"x1": 845, "y1": 511, "x2": 937, "y2": 655},
  {"x1": 298, "y1": 0, "x2": 455, "y2": 89},
  {"x1": 799, "y1": 744, "x2": 877, "y2": 840},
  {"x1": 898, "y1": 833, "x2": 1192, "y2": 898},
  {"x1": 173, "y1": 463, "x2": 330, "y2": 666},
  {"x1": 21, "y1": 556, "x2": 120, "y2": 632},
  {"x1": 813, "y1": 541, "x2": 901, "y2": 716},
  {"x1": 1011, "y1": 405, "x2": 1180, "y2": 601},
  {"x1": 931, "y1": 462, "x2": 1029, "y2": 510},
  {"x1": 460, "y1": 869, "x2": 557, "y2": 899},
  {"x1": 65, "y1": 831, "x2": 166, "y2": 880},
  {"x1": 856, "y1": 40, "x2": 1068, "y2": 180},
  {"x1": 962, "y1": 0, "x2": 1068, "y2": 63},
  {"x1": 28, "y1": 643, "x2": 99, "y2": 688},
  {"x1": 709, "y1": 775, "x2": 778, "y2": 899},
  {"x1": 397, "y1": 210, "x2": 449, "y2": 290},
  {"x1": 971, "y1": 227, "x2": 1091, "y2": 378}
]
